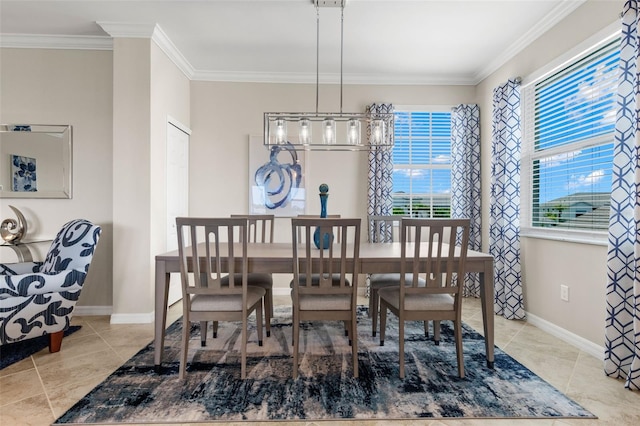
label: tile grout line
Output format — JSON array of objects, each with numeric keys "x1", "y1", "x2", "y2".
[
  {"x1": 38, "y1": 320, "x2": 132, "y2": 420},
  {"x1": 496, "y1": 318, "x2": 527, "y2": 352},
  {"x1": 32, "y1": 355, "x2": 57, "y2": 422},
  {"x1": 564, "y1": 350, "x2": 583, "y2": 395}
]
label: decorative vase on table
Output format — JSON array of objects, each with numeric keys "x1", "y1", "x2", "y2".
[{"x1": 313, "y1": 183, "x2": 333, "y2": 249}]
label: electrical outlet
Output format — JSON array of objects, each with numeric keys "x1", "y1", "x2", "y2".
[{"x1": 560, "y1": 284, "x2": 569, "y2": 302}]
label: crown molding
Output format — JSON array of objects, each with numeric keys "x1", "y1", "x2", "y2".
[
  {"x1": 473, "y1": 0, "x2": 586, "y2": 84},
  {"x1": 150, "y1": 25, "x2": 195, "y2": 79},
  {"x1": 191, "y1": 70, "x2": 474, "y2": 86},
  {"x1": 0, "y1": 34, "x2": 112, "y2": 50},
  {"x1": 341, "y1": 73, "x2": 475, "y2": 86},
  {"x1": 96, "y1": 21, "x2": 156, "y2": 38},
  {"x1": 96, "y1": 22, "x2": 194, "y2": 79}
]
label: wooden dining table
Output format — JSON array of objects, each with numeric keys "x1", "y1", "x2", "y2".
[{"x1": 153, "y1": 242, "x2": 495, "y2": 369}]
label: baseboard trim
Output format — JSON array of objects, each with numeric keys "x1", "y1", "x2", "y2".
[
  {"x1": 74, "y1": 305, "x2": 153, "y2": 324},
  {"x1": 526, "y1": 311, "x2": 604, "y2": 360},
  {"x1": 74, "y1": 305, "x2": 112, "y2": 316},
  {"x1": 110, "y1": 312, "x2": 154, "y2": 324}
]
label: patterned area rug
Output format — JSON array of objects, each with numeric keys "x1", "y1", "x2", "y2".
[
  {"x1": 0, "y1": 325, "x2": 81, "y2": 370},
  {"x1": 55, "y1": 307, "x2": 595, "y2": 423}
]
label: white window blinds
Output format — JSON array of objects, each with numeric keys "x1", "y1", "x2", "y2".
[
  {"x1": 392, "y1": 110, "x2": 451, "y2": 218},
  {"x1": 522, "y1": 38, "x2": 619, "y2": 231}
]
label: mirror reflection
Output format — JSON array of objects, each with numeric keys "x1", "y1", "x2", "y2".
[{"x1": 0, "y1": 124, "x2": 72, "y2": 199}]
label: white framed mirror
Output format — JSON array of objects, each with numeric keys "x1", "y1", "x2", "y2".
[{"x1": 0, "y1": 124, "x2": 72, "y2": 199}]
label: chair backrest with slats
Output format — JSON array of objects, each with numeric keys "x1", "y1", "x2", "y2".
[
  {"x1": 230, "y1": 214, "x2": 274, "y2": 243},
  {"x1": 176, "y1": 217, "x2": 248, "y2": 302},
  {"x1": 297, "y1": 214, "x2": 341, "y2": 243},
  {"x1": 399, "y1": 218, "x2": 470, "y2": 297},
  {"x1": 367, "y1": 215, "x2": 404, "y2": 243},
  {"x1": 291, "y1": 217, "x2": 360, "y2": 295}
]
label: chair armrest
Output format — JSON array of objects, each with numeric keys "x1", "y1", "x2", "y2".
[
  {"x1": 0, "y1": 269, "x2": 86, "y2": 298},
  {"x1": 0, "y1": 262, "x2": 43, "y2": 275}
]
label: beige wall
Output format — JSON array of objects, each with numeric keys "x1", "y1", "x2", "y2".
[
  {"x1": 189, "y1": 82, "x2": 475, "y2": 288},
  {"x1": 0, "y1": 38, "x2": 190, "y2": 319},
  {"x1": 150, "y1": 41, "x2": 191, "y2": 256},
  {"x1": 0, "y1": 48, "x2": 113, "y2": 309},
  {"x1": 111, "y1": 38, "x2": 153, "y2": 319},
  {"x1": 475, "y1": 0, "x2": 623, "y2": 345},
  {"x1": 111, "y1": 37, "x2": 190, "y2": 321},
  {"x1": 189, "y1": 81, "x2": 475, "y2": 243}
]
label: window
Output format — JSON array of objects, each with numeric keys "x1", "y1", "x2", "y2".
[
  {"x1": 522, "y1": 37, "x2": 619, "y2": 233},
  {"x1": 392, "y1": 109, "x2": 451, "y2": 218}
]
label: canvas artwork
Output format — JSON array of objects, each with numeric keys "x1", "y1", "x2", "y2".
[
  {"x1": 11, "y1": 155, "x2": 37, "y2": 192},
  {"x1": 248, "y1": 136, "x2": 306, "y2": 217}
]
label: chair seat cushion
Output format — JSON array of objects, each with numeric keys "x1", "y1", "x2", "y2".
[
  {"x1": 370, "y1": 273, "x2": 425, "y2": 289},
  {"x1": 294, "y1": 292, "x2": 352, "y2": 311},
  {"x1": 221, "y1": 273, "x2": 273, "y2": 288},
  {"x1": 378, "y1": 286, "x2": 454, "y2": 311},
  {"x1": 190, "y1": 286, "x2": 265, "y2": 312}
]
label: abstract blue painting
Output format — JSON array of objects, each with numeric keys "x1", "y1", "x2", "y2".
[
  {"x1": 249, "y1": 136, "x2": 305, "y2": 217},
  {"x1": 11, "y1": 155, "x2": 37, "y2": 192}
]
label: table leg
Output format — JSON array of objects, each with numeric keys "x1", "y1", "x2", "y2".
[
  {"x1": 154, "y1": 259, "x2": 170, "y2": 371},
  {"x1": 479, "y1": 260, "x2": 495, "y2": 368}
]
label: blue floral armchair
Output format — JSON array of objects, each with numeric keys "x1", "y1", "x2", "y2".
[{"x1": 0, "y1": 219, "x2": 102, "y2": 352}]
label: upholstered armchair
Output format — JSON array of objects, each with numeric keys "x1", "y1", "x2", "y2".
[{"x1": 0, "y1": 219, "x2": 102, "y2": 352}]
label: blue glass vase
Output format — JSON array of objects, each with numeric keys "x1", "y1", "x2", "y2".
[{"x1": 313, "y1": 183, "x2": 332, "y2": 249}]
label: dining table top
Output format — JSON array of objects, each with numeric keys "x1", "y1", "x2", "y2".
[{"x1": 155, "y1": 241, "x2": 493, "y2": 272}]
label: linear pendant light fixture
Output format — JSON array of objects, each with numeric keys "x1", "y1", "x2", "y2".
[{"x1": 264, "y1": 0, "x2": 394, "y2": 151}]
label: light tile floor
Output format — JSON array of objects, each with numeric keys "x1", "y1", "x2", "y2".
[{"x1": 1, "y1": 297, "x2": 639, "y2": 426}]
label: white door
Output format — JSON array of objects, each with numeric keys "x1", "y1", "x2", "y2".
[{"x1": 166, "y1": 120, "x2": 190, "y2": 306}]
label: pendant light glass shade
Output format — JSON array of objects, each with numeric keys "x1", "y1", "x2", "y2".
[
  {"x1": 371, "y1": 119, "x2": 386, "y2": 145},
  {"x1": 322, "y1": 118, "x2": 336, "y2": 145},
  {"x1": 347, "y1": 118, "x2": 360, "y2": 145},
  {"x1": 298, "y1": 118, "x2": 312, "y2": 145},
  {"x1": 274, "y1": 118, "x2": 287, "y2": 144}
]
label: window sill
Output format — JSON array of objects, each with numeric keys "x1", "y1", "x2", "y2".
[{"x1": 520, "y1": 227, "x2": 608, "y2": 246}]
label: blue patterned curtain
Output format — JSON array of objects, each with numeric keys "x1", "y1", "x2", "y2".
[
  {"x1": 451, "y1": 104, "x2": 482, "y2": 297},
  {"x1": 366, "y1": 103, "x2": 394, "y2": 298},
  {"x1": 489, "y1": 80, "x2": 525, "y2": 320},
  {"x1": 366, "y1": 103, "x2": 394, "y2": 226},
  {"x1": 605, "y1": 0, "x2": 640, "y2": 390}
]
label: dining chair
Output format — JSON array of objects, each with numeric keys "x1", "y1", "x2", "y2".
[
  {"x1": 176, "y1": 217, "x2": 265, "y2": 379},
  {"x1": 378, "y1": 218, "x2": 470, "y2": 379},
  {"x1": 294, "y1": 214, "x2": 344, "y2": 285},
  {"x1": 290, "y1": 217, "x2": 361, "y2": 379},
  {"x1": 367, "y1": 215, "x2": 426, "y2": 338},
  {"x1": 227, "y1": 214, "x2": 274, "y2": 337},
  {"x1": 291, "y1": 214, "x2": 348, "y2": 342}
]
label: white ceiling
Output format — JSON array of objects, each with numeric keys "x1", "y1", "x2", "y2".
[{"x1": 0, "y1": 0, "x2": 587, "y2": 84}]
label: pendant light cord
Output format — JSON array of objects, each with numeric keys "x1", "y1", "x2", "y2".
[
  {"x1": 316, "y1": 1, "x2": 345, "y2": 115},
  {"x1": 316, "y1": 4, "x2": 320, "y2": 114},
  {"x1": 340, "y1": 2, "x2": 344, "y2": 114}
]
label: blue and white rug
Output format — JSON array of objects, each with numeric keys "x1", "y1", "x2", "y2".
[
  {"x1": 55, "y1": 306, "x2": 595, "y2": 423},
  {"x1": 0, "y1": 326, "x2": 81, "y2": 370}
]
